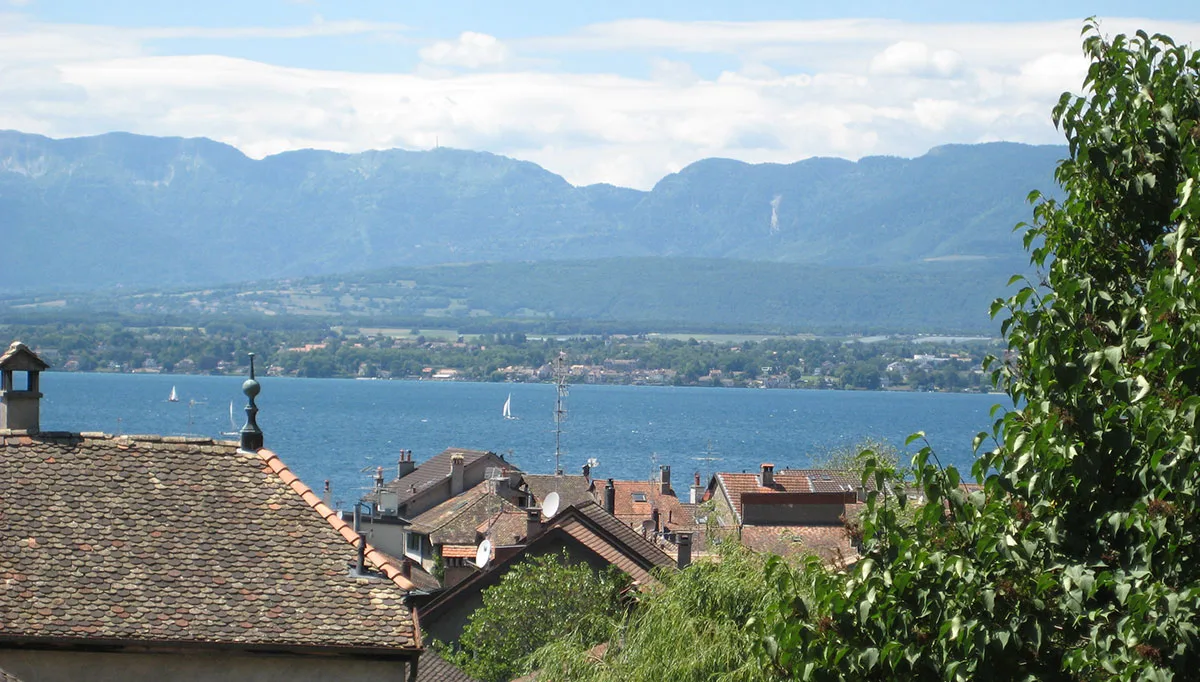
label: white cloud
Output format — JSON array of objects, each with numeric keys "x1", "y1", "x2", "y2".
[
  {"x1": 2, "y1": 16, "x2": 1200, "y2": 189},
  {"x1": 419, "y1": 31, "x2": 510, "y2": 69},
  {"x1": 870, "y1": 41, "x2": 962, "y2": 78}
]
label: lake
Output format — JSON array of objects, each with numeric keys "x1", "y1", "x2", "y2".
[{"x1": 39, "y1": 373, "x2": 1012, "y2": 509}]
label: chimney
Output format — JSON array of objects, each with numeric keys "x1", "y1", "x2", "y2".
[
  {"x1": 526, "y1": 508, "x2": 542, "y2": 541},
  {"x1": 677, "y1": 532, "x2": 693, "y2": 569},
  {"x1": 374, "y1": 466, "x2": 384, "y2": 491},
  {"x1": 323, "y1": 480, "x2": 331, "y2": 507},
  {"x1": 760, "y1": 463, "x2": 775, "y2": 488},
  {"x1": 582, "y1": 462, "x2": 591, "y2": 483},
  {"x1": 690, "y1": 472, "x2": 704, "y2": 505},
  {"x1": 0, "y1": 341, "x2": 49, "y2": 433},
  {"x1": 604, "y1": 479, "x2": 616, "y2": 515},
  {"x1": 450, "y1": 453, "x2": 465, "y2": 496},
  {"x1": 651, "y1": 507, "x2": 660, "y2": 533},
  {"x1": 659, "y1": 465, "x2": 672, "y2": 495},
  {"x1": 400, "y1": 557, "x2": 412, "y2": 579},
  {"x1": 239, "y1": 353, "x2": 264, "y2": 452},
  {"x1": 397, "y1": 449, "x2": 416, "y2": 480}
]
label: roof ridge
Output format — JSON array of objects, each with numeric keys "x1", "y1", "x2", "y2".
[{"x1": 257, "y1": 448, "x2": 417, "y2": 594}]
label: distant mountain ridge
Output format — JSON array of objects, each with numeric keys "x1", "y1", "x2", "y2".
[{"x1": 0, "y1": 130, "x2": 1062, "y2": 293}]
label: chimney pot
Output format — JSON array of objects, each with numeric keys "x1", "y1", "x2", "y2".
[
  {"x1": 526, "y1": 508, "x2": 542, "y2": 541},
  {"x1": 450, "y1": 453, "x2": 465, "y2": 496},
  {"x1": 659, "y1": 465, "x2": 672, "y2": 495},
  {"x1": 761, "y1": 463, "x2": 775, "y2": 487},
  {"x1": 604, "y1": 479, "x2": 616, "y2": 515},
  {"x1": 0, "y1": 341, "x2": 49, "y2": 433},
  {"x1": 397, "y1": 449, "x2": 416, "y2": 479},
  {"x1": 677, "y1": 533, "x2": 693, "y2": 569}
]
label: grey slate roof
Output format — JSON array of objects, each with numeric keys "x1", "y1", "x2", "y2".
[
  {"x1": 522, "y1": 473, "x2": 596, "y2": 509},
  {"x1": 384, "y1": 448, "x2": 509, "y2": 505},
  {"x1": 0, "y1": 431, "x2": 419, "y2": 653}
]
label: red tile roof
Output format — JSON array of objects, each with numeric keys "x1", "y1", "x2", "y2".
[
  {"x1": 715, "y1": 469, "x2": 861, "y2": 524},
  {"x1": 0, "y1": 431, "x2": 419, "y2": 653}
]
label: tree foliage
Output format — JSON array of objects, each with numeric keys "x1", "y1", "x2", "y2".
[
  {"x1": 531, "y1": 541, "x2": 781, "y2": 682},
  {"x1": 439, "y1": 550, "x2": 629, "y2": 682},
  {"x1": 758, "y1": 23, "x2": 1200, "y2": 680}
]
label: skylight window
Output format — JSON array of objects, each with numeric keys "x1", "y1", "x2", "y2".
[{"x1": 631, "y1": 492, "x2": 647, "y2": 503}]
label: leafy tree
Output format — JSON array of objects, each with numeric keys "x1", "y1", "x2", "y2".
[
  {"x1": 758, "y1": 23, "x2": 1200, "y2": 681},
  {"x1": 439, "y1": 550, "x2": 629, "y2": 682},
  {"x1": 531, "y1": 542, "x2": 780, "y2": 682}
]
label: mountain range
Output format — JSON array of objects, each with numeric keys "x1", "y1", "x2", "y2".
[{"x1": 0, "y1": 130, "x2": 1063, "y2": 295}]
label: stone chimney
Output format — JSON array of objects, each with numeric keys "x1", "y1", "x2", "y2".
[
  {"x1": 677, "y1": 533, "x2": 693, "y2": 569},
  {"x1": 604, "y1": 478, "x2": 616, "y2": 515},
  {"x1": 659, "y1": 465, "x2": 672, "y2": 495},
  {"x1": 690, "y1": 472, "x2": 705, "y2": 504},
  {"x1": 397, "y1": 449, "x2": 416, "y2": 479},
  {"x1": 450, "y1": 453, "x2": 465, "y2": 496},
  {"x1": 0, "y1": 342, "x2": 48, "y2": 433},
  {"x1": 760, "y1": 463, "x2": 775, "y2": 488},
  {"x1": 525, "y1": 508, "x2": 542, "y2": 541},
  {"x1": 651, "y1": 507, "x2": 660, "y2": 533},
  {"x1": 582, "y1": 462, "x2": 591, "y2": 483}
]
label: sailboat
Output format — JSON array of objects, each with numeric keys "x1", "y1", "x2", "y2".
[
  {"x1": 168, "y1": 386, "x2": 179, "y2": 402},
  {"x1": 222, "y1": 401, "x2": 239, "y2": 436},
  {"x1": 502, "y1": 393, "x2": 518, "y2": 420}
]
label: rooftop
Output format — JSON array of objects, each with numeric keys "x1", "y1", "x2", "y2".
[
  {"x1": 715, "y1": 469, "x2": 861, "y2": 524},
  {"x1": 382, "y1": 448, "x2": 505, "y2": 506},
  {"x1": 0, "y1": 431, "x2": 419, "y2": 653}
]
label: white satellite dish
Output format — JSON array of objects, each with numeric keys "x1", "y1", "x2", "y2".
[
  {"x1": 475, "y1": 539, "x2": 493, "y2": 569},
  {"x1": 542, "y1": 491, "x2": 561, "y2": 518}
]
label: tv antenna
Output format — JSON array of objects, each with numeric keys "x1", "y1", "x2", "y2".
[{"x1": 552, "y1": 351, "x2": 569, "y2": 478}]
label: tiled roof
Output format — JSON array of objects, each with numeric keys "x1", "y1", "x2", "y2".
[
  {"x1": 419, "y1": 501, "x2": 675, "y2": 627},
  {"x1": 383, "y1": 448, "x2": 507, "y2": 506},
  {"x1": 560, "y1": 502, "x2": 675, "y2": 580},
  {"x1": 0, "y1": 341, "x2": 49, "y2": 370},
  {"x1": 716, "y1": 470, "x2": 859, "y2": 524},
  {"x1": 416, "y1": 651, "x2": 480, "y2": 682},
  {"x1": 408, "y1": 486, "x2": 521, "y2": 545},
  {"x1": 0, "y1": 667, "x2": 24, "y2": 682},
  {"x1": 522, "y1": 474, "x2": 595, "y2": 508},
  {"x1": 738, "y1": 525, "x2": 858, "y2": 567},
  {"x1": 607, "y1": 479, "x2": 698, "y2": 531},
  {"x1": 441, "y1": 545, "x2": 478, "y2": 559},
  {"x1": 0, "y1": 431, "x2": 419, "y2": 653},
  {"x1": 477, "y1": 508, "x2": 529, "y2": 546}
]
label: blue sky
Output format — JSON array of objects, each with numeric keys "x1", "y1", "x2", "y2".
[{"x1": 2, "y1": 1, "x2": 1199, "y2": 187}]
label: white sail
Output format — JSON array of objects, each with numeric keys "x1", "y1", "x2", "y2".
[
  {"x1": 168, "y1": 386, "x2": 179, "y2": 402},
  {"x1": 502, "y1": 394, "x2": 513, "y2": 419}
]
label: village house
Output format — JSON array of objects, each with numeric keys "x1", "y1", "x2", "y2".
[
  {"x1": 418, "y1": 501, "x2": 680, "y2": 647},
  {"x1": 0, "y1": 342, "x2": 427, "y2": 681},
  {"x1": 703, "y1": 463, "x2": 863, "y2": 566}
]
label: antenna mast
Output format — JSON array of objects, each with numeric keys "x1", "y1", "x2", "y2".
[{"x1": 552, "y1": 351, "x2": 568, "y2": 477}]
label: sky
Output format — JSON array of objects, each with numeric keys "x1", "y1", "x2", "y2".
[{"x1": 2, "y1": 1, "x2": 1199, "y2": 189}]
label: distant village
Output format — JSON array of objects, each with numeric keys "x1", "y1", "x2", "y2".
[{"x1": 11, "y1": 320, "x2": 1001, "y2": 393}]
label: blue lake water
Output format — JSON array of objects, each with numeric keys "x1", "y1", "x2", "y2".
[{"x1": 39, "y1": 373, "x2": 1012, "y2": 509}]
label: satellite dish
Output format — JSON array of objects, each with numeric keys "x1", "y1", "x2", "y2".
[
  {"x1": 587, "y1": 457, "x2": 600, "y2": 469},
  {"x1": 475, "y1": 539, "x2": 493, "y2": 569},
  {"x1": 542, "y1": 492, "x2": 561, "y2": 518}
]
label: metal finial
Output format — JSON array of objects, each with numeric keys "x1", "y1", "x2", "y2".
[{"x1": 240, "y1": 352, "x2": 263, "y2": 451}]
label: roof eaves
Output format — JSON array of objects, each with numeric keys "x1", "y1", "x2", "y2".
[{"x1": 258, "y1": 448, "x2": 417, "y2": 593}]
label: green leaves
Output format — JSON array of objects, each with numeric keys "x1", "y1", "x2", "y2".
[{"x1": 755, "y1": 22, "x2": 1200, "y2": 682}]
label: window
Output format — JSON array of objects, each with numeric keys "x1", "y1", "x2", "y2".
[
  {"x1": 631, "y1": 492, "x2": 647, "y2": 503},
  {"x1": 406, "y1": 532, "x2": 423, "y2": 557}
]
